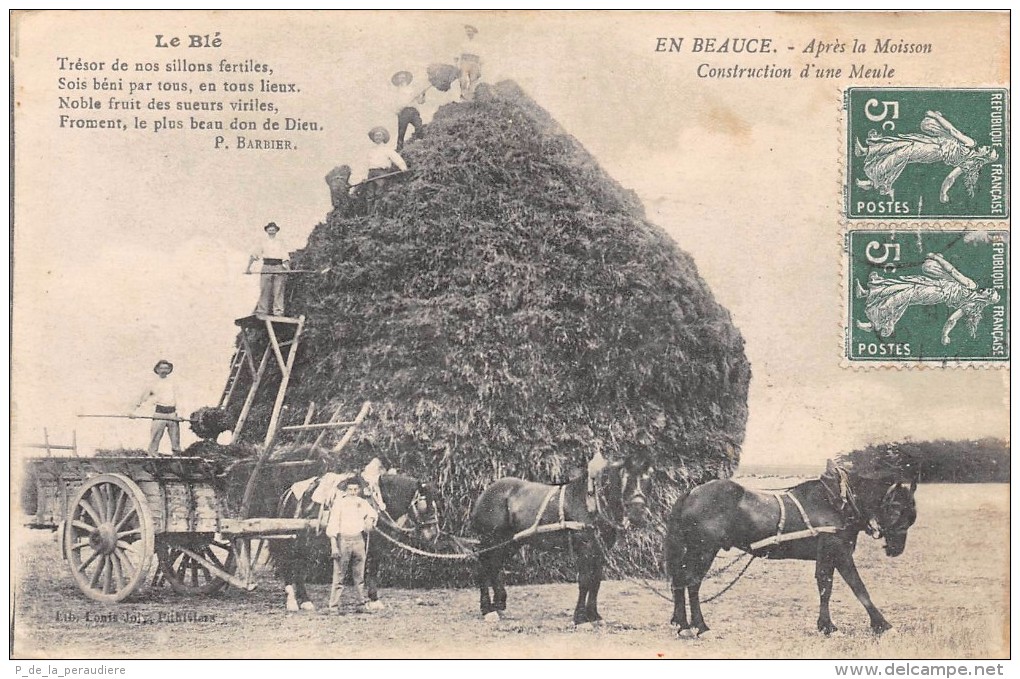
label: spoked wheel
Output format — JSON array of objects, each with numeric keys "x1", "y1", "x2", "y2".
[
  {"x1": 156, "y1": 536, "x2": 235, "y2": 595},
  {"x1": 64, "y1": 473, "x2": 155, "y2": 603}
]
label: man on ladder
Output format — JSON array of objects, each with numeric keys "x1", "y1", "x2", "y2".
[{"x1": 246, "y1": 221, "x2": 290, "y2": 316}]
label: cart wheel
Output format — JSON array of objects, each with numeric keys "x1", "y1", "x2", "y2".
[
  {"x1": 156, "y1": 537, "x2": 234, "y2": 595},
  {"x1": 64, "y1": 473, "x2": 155, "y2": 603}
]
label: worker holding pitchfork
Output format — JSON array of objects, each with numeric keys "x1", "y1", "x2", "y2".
[
  {"x1": 246, "y1": 221, "x2": 290, "y2": 316},
  {"x1": 131, "y1": 359, "x2": 183, "y2": 455}
]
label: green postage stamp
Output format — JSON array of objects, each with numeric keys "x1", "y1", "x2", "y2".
[
  {"x1": 847, "y1": 230, "x2": 1009, "y2": 363},
  {"x1": 846, "y1": 88, "x2": 1008, "y2": 219}
]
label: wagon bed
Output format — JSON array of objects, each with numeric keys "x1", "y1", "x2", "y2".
[{"x1": 23, "y1": 454, "x2": 325, "y2": 603}]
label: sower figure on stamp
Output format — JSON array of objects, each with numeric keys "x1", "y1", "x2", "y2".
[
  {"x1": 326, "y1": 481, "x2": 379, "y2": 612},
  {"x1": 457, "y1": 24, "x2": 483, "y2": 101},
  {"x1": 854, "y1": 111, "x2": 998, "y2": 204},
  {"x1": 856, "y1": 252, "x2": 1000, "y2": 345},
  {"x1": 246, "y1": 221, "x2": 290, "y2": 316},
  {"x1": 391, "y1": 70, "x2": 426, "y2": 151},
  {"x1": 132, "y1": 359, "x2": 182, "y2": 456}
]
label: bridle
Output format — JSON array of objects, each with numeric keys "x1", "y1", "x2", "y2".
[
  {"x1": 826, "y1": 466, "x2": 914, "y2": 540},
  {"x1": 868, "y1": 483, "x2": 915, "y2": 540},
  {"x1": 378, "y1": 483, "x2": 439, "y2": 535},
  {"x1": 593, "y1": 464, "x2": 648, "y2": 531}
]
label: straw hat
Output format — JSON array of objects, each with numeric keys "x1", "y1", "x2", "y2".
[
  {"x1": 264, "y1": 222, "x2": 280, "y2": 233},
  {"x1": 368, "y1": 126, "x2": 391, "y2": 143},
  {"x1": 153, "y1": 359, "x2": 174, "y2": 374}
]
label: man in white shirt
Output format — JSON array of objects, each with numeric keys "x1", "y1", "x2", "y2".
[
  {"x1": 245, "y1": 222, "x2": 290, "y2": 316},
  {"x1": 133, "y1": 359, "x2": 182, "y2": 455},
  {"x1": 391, "y1": 70, "x2": 426, "y2": 151},
  {"x1": 457, "y1": 25, "x2": 483, "y2": 101},
  {"x1": 350, "y1": 127, "x2": 408, "y2": 208},
  {"x1": 326, "y1": 481, "x2": 379, "y2": 611}
]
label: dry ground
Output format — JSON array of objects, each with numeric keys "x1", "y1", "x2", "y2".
[{"x1": 11, "y1": 483, "x2": 1008, "y2": 659}]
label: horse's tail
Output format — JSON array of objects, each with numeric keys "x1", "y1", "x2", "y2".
[{"x1": 664, "y1": 487, "x2": 693, "y2": 582}]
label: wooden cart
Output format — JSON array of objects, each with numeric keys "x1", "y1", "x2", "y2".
[{"x1": 22, "y1": 455, "x2": 329, "y2": 603}]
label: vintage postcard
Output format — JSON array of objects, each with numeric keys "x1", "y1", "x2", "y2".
[{"x1": 10, "y1": 10, "x2": 1010, "y2": 665}]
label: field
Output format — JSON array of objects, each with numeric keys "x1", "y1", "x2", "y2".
[{"x1": 11, "y1": 483, "x2": 1009, "y2": 659}]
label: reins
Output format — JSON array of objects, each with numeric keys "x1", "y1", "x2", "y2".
[{"x1": 699, "y1": 554, "x2": 757, "y2": 603}]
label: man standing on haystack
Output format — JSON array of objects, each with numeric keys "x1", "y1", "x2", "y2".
[
  {"x1": 391, "y1": 70, "x2": 426, "y2": 151},
  {"x1": 326, "y1": 480, "x2": 379, "y2": 612},
  {"x1": 350, "y1": 127, "x2": 408, "y2": 207},
  {"x1": 132, "y1": 359, "x2": 183, "y2": 456},
  {"x1": 457, "y1": 24, "x2": 483, "y2": 101},
  {"x1": 246, "y1": 221, "x2": 290, "y2": 316}
]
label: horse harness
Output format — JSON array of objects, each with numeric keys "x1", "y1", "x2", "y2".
[
  {"x1": 284, "y1": 476, "x2": 434, "y2": 536},
  {"x1": 512, "y1": 485, "x2": 587, "y2": 542},
  {"x1": 821, "y1": 464, "x2": 899, "y2": 539},
  {"x1": 751, "y1": 465, "x2": 907, "y2": 551},
  {"x1": 748, "y1": 490, "x2": 837, "y2": 552}
]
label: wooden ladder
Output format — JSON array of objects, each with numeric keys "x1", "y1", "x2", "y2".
[
  {"x1": 221, "y1": 314, "x2": 306, "y2": 447},
  {"x1": 218, "y1": 344, "x2": 253, "y2": 409}
]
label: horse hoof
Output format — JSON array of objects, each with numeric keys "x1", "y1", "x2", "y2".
[
  {"x1": 483, "y1": 611, "x2": 501, "y2": 623},
  {"x1": 300, "y1": 601, "x2": 316, "y2": 612},
  {"x1": 365, "y1": 600, "x2": 385, "y2": 611},
  {"x1": 675, "y1": 628, "x2": 695, "y2": 639},
  {"x1": 574, "y1": 621, "x2": 594, "y2": 631}
]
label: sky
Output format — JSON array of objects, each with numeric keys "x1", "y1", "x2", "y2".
[{"x1": 11, "y1": 11, "x2": 1010, "y2": 465}]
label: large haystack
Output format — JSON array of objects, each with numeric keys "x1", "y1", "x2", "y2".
[{"x1": 232, "y1": 81, "x2": 750, "y2": 583}]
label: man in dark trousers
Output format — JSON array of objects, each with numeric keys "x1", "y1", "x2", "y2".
[
  {"x1": 391, "y1": 70, "x2": 426, "y2": 151},
  {"x1": 246, "y1": 222, "x2": 290, "y2": 316}
]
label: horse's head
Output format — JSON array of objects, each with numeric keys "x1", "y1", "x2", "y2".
[
  {"x1": 873, "y1": 477, "x2": 918, "y2": 557},
  {"x1": 604, "y1": 457, "x2": 653, "y2": 529},
  {"x1": 379, "y1": 474, "x2": 441, "y2": 542},
  {"x1": 409, "y1": 481, "x2": 441, "y2": 542}
]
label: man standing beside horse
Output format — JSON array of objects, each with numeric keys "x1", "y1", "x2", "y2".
[{"x1": 326, "y1": 481, "x2": 379, "y2": 612}]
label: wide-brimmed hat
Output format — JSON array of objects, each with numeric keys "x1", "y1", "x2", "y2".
[
  {"x1": 264, "y1": 222, "x2": 280, "y2": 232},
  {"x1": 153, "y1": 360, "x2": 174, "y2": 374},
  {"x1": 391, "y1": 70, "x2": 413, "y2": 86},
  {"x1": 464, "y1": 24, "x2": 478, "y2": 34},
  {"x1": 368, "y1": 126, "x2": 391, "y2": 143}
]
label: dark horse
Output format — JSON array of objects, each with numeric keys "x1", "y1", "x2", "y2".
[
  {"x1": 470, "y1": 457, "x2": 653, "y2": 624},
  {"x1": 270, "y1": 472, "x2": 440, "y2": 611},
  {"x1": 665, "y1": 461, "x2": 918, "y2": 636}
]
